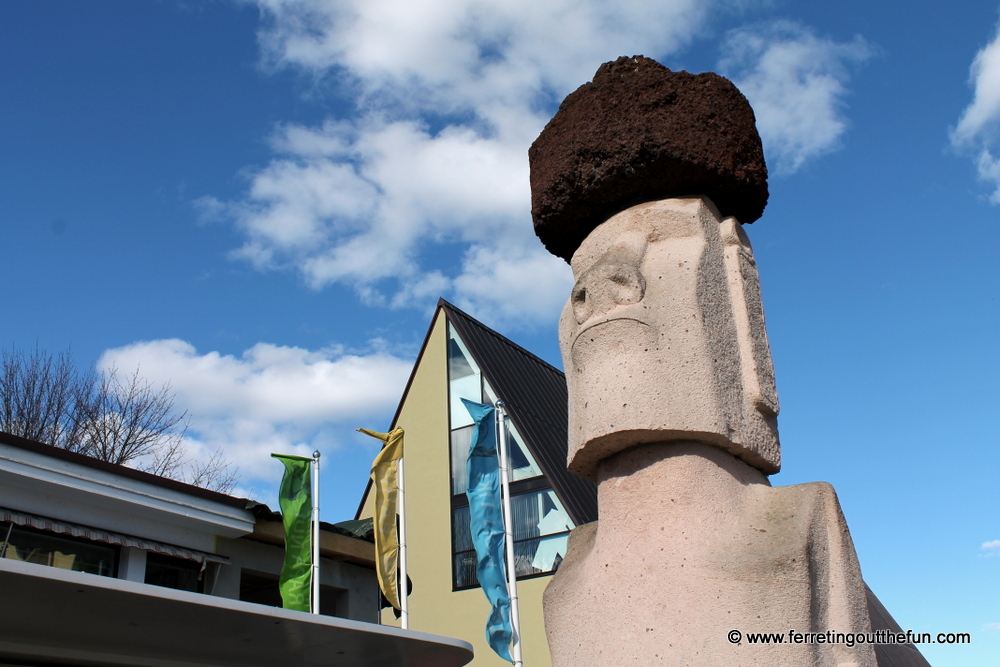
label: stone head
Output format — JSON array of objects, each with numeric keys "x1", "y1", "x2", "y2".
[{"x1": 558, "y1": 197, "x2": 780, "y2": 481}]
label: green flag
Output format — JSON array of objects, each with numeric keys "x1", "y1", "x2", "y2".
[{"x1": 272, "y1": 453, "x2": 313, "y2": 612}]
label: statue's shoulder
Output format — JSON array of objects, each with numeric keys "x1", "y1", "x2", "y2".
[{"x1": 755, "y1": 480, "x2": 850, "y2": 538}]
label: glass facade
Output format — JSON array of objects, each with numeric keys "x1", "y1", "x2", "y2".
[
  {"x1": 449, "y1": 416, "x2": 542, "y2": 496},
  {"x1": 451, "y1": 489, "x2": 573, "y2": 590},
  {"x1": 448, "y1": 328, "x2": 481, "y2": 430},
  {"x1": 448, "y1": 322, "x2": 543, "y2": 495},
  {"x1": 0, "y1": 523, "x2": 203, "y2": 593},
  {"x1": 0, "y1": 525, "x2": 116, "y2": 577},
  {"x1": 446, "y1": 321, "x2": 572, "y2": 590},
  {"x1": 503, "y1": 420, "x2": 543, "y2": 483}
]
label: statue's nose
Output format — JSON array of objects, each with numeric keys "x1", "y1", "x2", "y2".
[{"x1": 571, "y1": 248, "x2": 646, "y2": 324}]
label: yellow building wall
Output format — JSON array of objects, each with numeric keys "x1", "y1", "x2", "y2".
[{"x1": 360, "y1": 308, "x2": 554, "y2": 666}]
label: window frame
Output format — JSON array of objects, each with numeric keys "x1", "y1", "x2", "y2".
[
  {"x1": 449, "y1": 479, "x2": 573, "y2": 591},
  {"x1": 0, "y1": 521, "x2": 119, "y2": 578},
  {"x1": 144, "y1": 551, "x2": 204, "y2": 593},
  {"x1": 445, "y1": 320, "x2": 568, "y2": 591}
]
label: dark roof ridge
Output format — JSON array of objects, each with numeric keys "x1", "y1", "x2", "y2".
[{"x1": 436, "y1": 299, "x2": 565, "y2": 378}]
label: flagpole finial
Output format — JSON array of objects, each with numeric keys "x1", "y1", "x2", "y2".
[{"x1": 313, "y1": 450, "x2": 321, "y2": 459}]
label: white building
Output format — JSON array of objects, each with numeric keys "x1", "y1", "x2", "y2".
[{"x1": 0, "y1": 429, "x2": 472, "y2": 667}]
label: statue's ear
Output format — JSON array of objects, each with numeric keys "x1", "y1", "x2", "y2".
[{"x1": 721, "y1": 217, "x2": 779, "y2": 418}]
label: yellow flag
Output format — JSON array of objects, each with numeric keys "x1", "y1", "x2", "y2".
[{"x1": 358, "y1": 427, "x2": 404, "y2": 610}]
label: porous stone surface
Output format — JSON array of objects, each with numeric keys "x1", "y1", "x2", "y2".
[
  {"x1": 546, "y1": 196, "x2": 874, "y2": 667},
  {"x1": 559, "y1": 197, "x2": 780, "y2": 481},
  {"x1": 530, "y1": 55, "x2": 768, "y2": 262},
  {"x1": 544, "y1": 442, "x2": 876, "y2": 667}
]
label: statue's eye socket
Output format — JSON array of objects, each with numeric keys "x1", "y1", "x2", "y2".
[{"x1": 571, "y1": 283, "x2": 592, "y2": 324}]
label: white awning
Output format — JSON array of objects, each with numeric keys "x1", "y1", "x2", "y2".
[{"x1": 0, "y1": 507, "x2": 228, "y2": 566}]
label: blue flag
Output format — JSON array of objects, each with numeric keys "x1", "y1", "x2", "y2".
[{"x1": 462, "y1": 398, "x2": 513, "y2": 663}]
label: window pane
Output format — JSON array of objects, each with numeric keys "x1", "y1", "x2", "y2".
[
  {"x1": 451, "y1": 505, "x2": 473, "y2": 554},
  {"x1": 453, "y1": 550, "x2": 478, "y2": 589},
  {"x1": 1, "y1": 526, "x2": 116, "y2": 577},
  {"x1": 505, "y1": 422, "x2": 542, "y2": 482},
  {"x1": 144, "y1": 552, "x2": 201, "y2": 592},
  {"x1": 450, "y1": 426, "x2": 473, "y2": 495},
  {"x1": 447, "y1": 331, "x2": 478, "y2": 380},
  {"x1": 510, "y1": 491, "x2": 541, "y2": 541},
  {"x1": 240, "y1": 570, "x2": 282, "y2": 607},
  {"x1": 454, "y1": 533, "x2": 571, "y2": 587},
  {"x1": 483, "y1": 380, "x2": 498, "y2": 406},
  {"x1": 515, "y1": 533, "x2": 569, "y2": 576},
  {"x1": 482, "y1": 380, "x2": 543, "y2": 482},
  {"x1": 449, "y1": 374, "x2": 481, "y2": 429},
  {"x1": 448, "y1": 324, "x2": 482, "y2": 430},
  {"x1": 452, "y1": 505, "x2": 477, "y2": 589},
  {"x1": 511, "y1": 489, "x2": 573, "y2": 542},
  {"x1": 451, "y1": 488, "x2": 574, "y2": 588}
]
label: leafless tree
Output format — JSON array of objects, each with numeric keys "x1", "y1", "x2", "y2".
[
  {"x1": 73, "y1": 367, "x2": 189, "y2": 475},
  {"x1": 188, "y1": 447, "x2": 240, "y2": 495},
  {"x1": 0, "y1": 346, "x2": 239, "y2": 493},
  {"x1": 0, "y1": 345, "x2": 90, "y2": 447}
]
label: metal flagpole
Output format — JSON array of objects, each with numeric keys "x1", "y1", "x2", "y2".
[
  {"x1": 496, "y1": 401, "x2": 523, "y2": 666},
  {"x1": 312, "y1": 450, "x2": 321, "y2": 615},
  {"x1": 397, "y1": 455, "x2": 409, "y2": 629}
]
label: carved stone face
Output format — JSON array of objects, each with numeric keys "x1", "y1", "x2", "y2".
[{"x1": 558, "y1": 197, "x2": 780, "y2": 481}]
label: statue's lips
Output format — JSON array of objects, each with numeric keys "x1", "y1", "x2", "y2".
[{"x1": 571, "y1": 317, "x2": 655, "y2": 367}]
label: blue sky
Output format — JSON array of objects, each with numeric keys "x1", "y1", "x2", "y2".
[{"x1": 2, "y1": 1, "x2": 998, "y2": 663}]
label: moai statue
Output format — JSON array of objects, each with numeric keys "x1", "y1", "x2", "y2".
[{"x1": 530, "y1": 56, "x2": 875, "y2": 667}]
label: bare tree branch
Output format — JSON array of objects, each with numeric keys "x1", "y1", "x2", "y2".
[
  {"x1": 0, "y1": 346, "x2": 240, "y2": 494},
  {"x1": 187, "y1": 447, "x2": 240, "y2": 495},
  {"x1": 75, "y1": 367, "x2": 188, "y2": 470},
  {"x1": 1, "y1": 345, "x2": 90, "y2": 448}
]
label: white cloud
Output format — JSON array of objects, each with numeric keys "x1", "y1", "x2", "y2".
[
  {"x1": 212, "y1": 3, "x2": 870, "y2": 327},
  {"x1": 207, "y1": 0, "x2": 725, "y2": 328},
  {"x1": 452, "y1": 244, "x2": 573, "y2": 327},
  {"x1": 951, "y1": 17, "x2": 1000, "y2": 202},
  {"x1": 97, "y1": 339, "x2": 412, "y2": 488},
  {"x1": 719, "y1": 21, "x2": 873, "y2": 175},
  {"x1": 981, "y1": 539, "x2": 1000, "y2": 552},
  {"x1": 255, "y1": 0, "x2": 711, "y2": 120}
]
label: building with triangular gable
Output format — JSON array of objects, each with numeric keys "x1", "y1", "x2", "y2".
[{"x1": 356, "y1": 299, "x2": 597, "y2": 666}]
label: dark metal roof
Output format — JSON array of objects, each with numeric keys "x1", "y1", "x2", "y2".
[
  {"x1": 440, "y1": 300, "x2": 598, "y2": 526},
  {"x1": 867, "y1": 585, "x2": 934, "y2": 667}
]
